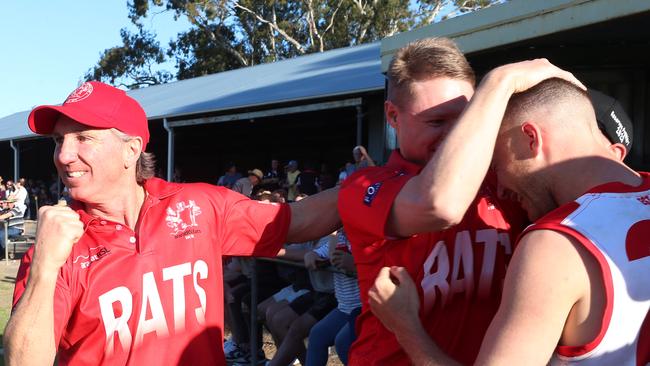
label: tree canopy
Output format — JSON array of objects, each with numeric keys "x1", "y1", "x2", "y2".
[{"x1": 86, "y1": 0, "x2": 504, "y2": 88}]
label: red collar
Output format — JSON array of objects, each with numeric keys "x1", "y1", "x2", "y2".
[{"x1": 385, "y1": 150, "x2": 423, "y2": 175}]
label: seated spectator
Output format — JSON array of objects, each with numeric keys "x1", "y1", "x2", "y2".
[
  {"x1": 352, "y1": 145, "x2": 375, "y2": 170},
  {"x1": 217, "y1": 162, "x2": 242, "y2": 189},
  {"x1": 306, "y1": 229, "x2": 361, "y2": 366},
  {"x1": 261, "y1": 159, "x2": 285, "y2": 191},
  {"x1": 271, "y1": 189, "x2": 288, "y2": 204},
  {"x1": 232, "y1": 169, "x2": 264, "y2": 197},
  {"x1": 267, "y1": 234, "x2": 336, "y2": 366},
  {"x1": 4, "y1": 179, "x2": 16, "y2": 200},
  {"x1": 283, "y1": 160, "x2": 301, "y2": 201},
  {"x1": 223, "y1": 191, "x2": 289, "y2": 365},
  {"x1": 318, "y1": 164, "x2": 336, "y2": 191},
  {"x1": 0, "y1": 199, "x2": 26, "y2": 258},
  {"x1": 296, "y1": 161, "x2": 320, "y2": 196},
  {"x1": 224, "y1": 256, "x2": 285, "y2": 365}
]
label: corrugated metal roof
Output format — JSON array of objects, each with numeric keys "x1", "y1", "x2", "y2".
[
  {"x1": 0, "y1": 41, "x2": 383, "y2": 142},
  {"x1": 0, "y1": 111, "x2": 33, "y2": 141}
]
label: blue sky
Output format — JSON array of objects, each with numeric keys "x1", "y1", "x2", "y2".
[{"x1": 0, "y1": 1, "x2": 188, "y2": 119}]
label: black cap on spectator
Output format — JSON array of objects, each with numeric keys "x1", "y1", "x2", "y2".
[{"x1": 588, "y1": 89, "x2": 633, "y2": 153}]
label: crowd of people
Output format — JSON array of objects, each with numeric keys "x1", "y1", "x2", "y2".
[
  {"x1": 214, "y1": 145, "x2": 375, "y2": 203},
  {"x1": 3, "y1": 35, "x2": 648, "y2": 366}
]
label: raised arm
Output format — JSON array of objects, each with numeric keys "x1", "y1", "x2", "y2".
[
  {"x1": 3, "y1": 205, "x2": 84, "y2": 366},
  {"x1": 387, "y1": 59, "x2": 584, "y2": 237}
]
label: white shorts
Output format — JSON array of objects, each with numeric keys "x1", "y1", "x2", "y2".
[{"x1": 272, "y1": 285, "x2": 310, "y2": 303}]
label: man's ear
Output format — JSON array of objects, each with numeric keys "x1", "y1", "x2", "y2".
[
  {"x1": 124, "y1": 137, "x2": 143, "y2": 169},
  {"x1": 521, "y1": 121, "x2": 543, "y2": 157},
  {"x1": 385, "y1": 100, "x2": 399, "y2": 128},
  {"x1": 608, "y1": 143, "x2": 627, "y2": 162}
]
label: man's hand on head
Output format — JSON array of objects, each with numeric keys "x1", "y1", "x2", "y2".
[{"x1": 486, "y1": 58, "x2": 586, "y2": 96}]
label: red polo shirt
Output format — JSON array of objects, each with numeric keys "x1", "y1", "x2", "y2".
[
  {"x1": 13, "y1": 178, "x2": 290, "y2": 365},
  {"x1": 339, "y1": 151, "x2": 526, "y2": 365}
]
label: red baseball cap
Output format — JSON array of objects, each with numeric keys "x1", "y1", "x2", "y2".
[{"x1": 28, "y1": 81, "x2": 150, "y2": 150}]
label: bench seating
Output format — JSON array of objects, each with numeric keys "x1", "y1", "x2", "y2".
[{"x1": 4, "y1": 220, "x2": 37, "y2": 262}]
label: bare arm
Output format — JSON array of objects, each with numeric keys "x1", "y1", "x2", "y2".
[
  {"x1": 370, "y1": 228, "x2": 589, "y2": 365},
  {"x1": 287, "y1": 187, "x2": 340, "y2": 243},
  {"x1": 474, "y1": 230, "x2": 589, "y2": 364},
  {"x1": 4, "y1": 205, "x2": 84, "y2": 366},
  {"x1": 387, "y1": 60, "x2": 584, "y2": 237}
]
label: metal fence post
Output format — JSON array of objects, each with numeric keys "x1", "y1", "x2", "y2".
[{"x1": 250, "y1": 258, "x2": 259, "y2": 366}]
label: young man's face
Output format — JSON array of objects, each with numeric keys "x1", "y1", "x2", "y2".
[
  {"x1": 492, "y1": 126, "x2": 556, "y2": 222},
  {"x1": 386, "y1": 77, "x2": 474, "y2": 165},
  {"x1": 52, "y1": 116, "x2": 131, "y2": 204}
]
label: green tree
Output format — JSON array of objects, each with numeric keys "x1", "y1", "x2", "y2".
[{"x1": 87, "y1": 0, "x2": 504, "y2": 88}]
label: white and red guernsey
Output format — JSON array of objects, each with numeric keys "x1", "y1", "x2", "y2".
[{"x1": 522, "y1": 172, "x2": 650, "y2": 366}]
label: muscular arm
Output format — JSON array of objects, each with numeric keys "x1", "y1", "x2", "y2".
[
  {"x1": 4, "y1": 268, "x2": 59, "y2": 365},
  {"x1": 474, "y1": 230, "x2": 590, "y2": 364},
  {"x1": 287, "y1": 187, "x2": 340, "y2": 243},
  {"x1": 387, "y1": 60, "x2": 584, "y2": 237}
]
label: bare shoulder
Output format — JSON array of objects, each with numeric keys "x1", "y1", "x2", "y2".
[{"x1": 508, "y1": 229, "x2": 592, "y2": 299}]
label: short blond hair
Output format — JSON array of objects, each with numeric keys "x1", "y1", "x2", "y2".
[{"x1": 387, "y1": 37, "x2": 475, "y2": 106}]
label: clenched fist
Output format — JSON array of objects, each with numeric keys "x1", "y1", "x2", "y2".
[
  {"x1": 32, "y1": 203, "x2": 84, "y2": 275},
  {"x1": 368, "y1": 266, "x2": 421, "y2": 334}
]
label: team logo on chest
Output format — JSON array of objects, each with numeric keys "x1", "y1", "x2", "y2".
[{"x1": 165, "y1": 200, "x2": 202, "y2": 239}]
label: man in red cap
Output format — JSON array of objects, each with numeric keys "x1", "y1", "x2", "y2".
[{"x1": 4, "y1": 81, "x2": 340, "y2": 366}]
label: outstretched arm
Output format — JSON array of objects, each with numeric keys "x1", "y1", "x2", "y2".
[
  {"x1": 287, "y1": 187, "x2": 340, "y2": 243},
  {"x1": 387, "y1": 59, "x2": 584, "y2": 237}
]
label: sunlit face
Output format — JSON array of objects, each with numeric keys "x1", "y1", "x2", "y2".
[
  {"x1": 492, "y1": 126, "x2": 557, "y2": 222},
  {"x1": 388, "y1": 77, "x2": 474, "y2": 165},
  {"x1": 52, "y1": 116, "x2": 130, "y2": 204}
]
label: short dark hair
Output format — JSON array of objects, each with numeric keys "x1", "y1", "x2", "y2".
[{"x1": 504, "y1": 78, "x2": 589, "y2": 126}]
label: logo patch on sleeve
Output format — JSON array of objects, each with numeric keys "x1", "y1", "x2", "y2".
[{"x1": 363, "y1": 182, "x2": 382, "y2": 206}]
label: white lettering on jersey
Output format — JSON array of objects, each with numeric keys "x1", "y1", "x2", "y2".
[
  {"x1": 99, "y1": 287, "x2": 133, "y2": 357},
  {"x1": 193, "y1": 260, "x2": 208, "y2": 325},
  {"x1": 134, "y1": 272, "x2": 170, "y2": 347},
  {"x1": 450, "y1": 231, "x2": 474, "y2": 299},
  {"x1": 162, "y1": 262, "x2": 192, "y2": 333},
  {"x1": 99, "y1": 260, "x2": 209, "y2": 356},
  {"x1": 476, "y1": 229, "x2": 498, "y2": 299},
  {"x1": 421, "y1": 229, "x2": 508, "y2": 308},
  {"x1": 422, "y1": 241, "x2": 450, "y2": 309}
]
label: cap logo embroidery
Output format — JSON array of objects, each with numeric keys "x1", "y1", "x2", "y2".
[
  {"x1": 610, "y1": 111, "x2": 630, "y2": 146},
  {"x1": 65, "y1": 82, "x2": 94, "y2": 104}
]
